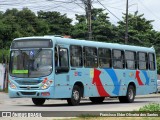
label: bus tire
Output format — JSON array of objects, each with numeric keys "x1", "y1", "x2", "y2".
[
  {"x1": 89, "y1": 97, "x2": 105, "y2": 104},
  {"x1": 32, "y1": 98, "x2": 45, "y2": 106},
  {"x1": 118, "y1": 85, "x2": 135, "y2": 103},
  {"x1": 67, "y1": 85, "x2": 81, "y2": 106}
]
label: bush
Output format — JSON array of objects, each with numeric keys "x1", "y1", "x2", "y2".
[
  {"x1": 139, "y1": 103, "x2": 160, "y2": 111},
  {"x1": 0, "y1": 49, "x2": 10, "y2": 63}
]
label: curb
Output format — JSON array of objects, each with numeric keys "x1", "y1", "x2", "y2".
[
  {"x1": 135, "y1": 94, "x2": 160, "y2": 99},
  {"x1": 81, "y1": 94, "x2": 160, "y2": 101}
]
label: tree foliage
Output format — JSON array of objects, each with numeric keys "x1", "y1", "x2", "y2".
[
  {"x1": 117, "y1": 12, "x2": 155, "y2": 46},
  {"x1": 37, "y1": 11, "x2": 73, "y2": 35},
  {"x1": 72, "y1": 8, "x2": 118, "y2": 42}
]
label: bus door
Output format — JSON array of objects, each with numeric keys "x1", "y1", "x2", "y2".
[{"x1": 54, "y1": 45, "x2": 70, "y2": 98}]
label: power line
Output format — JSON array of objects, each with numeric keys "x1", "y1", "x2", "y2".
[
  {"x1": 96, "y1": 0, "x2": 124, "y2": 5},
  {"x1": 96, "y1": 0, "x2": 121, "y2": 21},
  {"x1": 46, "y1": 0, "x2": 74, "y2": 3},
  {"x1": 73, "y1": 1, "x2": 85, "y2": 10},
  {"x1": 137, "y1": 0, "x2": 160, "y2": 30},
  {"x1": 138, "y1": 0, "x2": 160, "y2": 21},
  {"x1": 0, "y1": 0, "x2": 83, "y2": 14}
]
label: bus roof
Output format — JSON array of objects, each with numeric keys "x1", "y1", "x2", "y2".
[{"x1": 13, "y1": 36, "x2": 155, "y2": 53}]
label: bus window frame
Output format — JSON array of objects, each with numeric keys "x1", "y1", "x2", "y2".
[
  {"x1": 125, "y1": 50, "x2": 137, "y2": 70},
  {"x1": 55, "y1": 46, "x2": 69, "y2": 74},
  {"x1": 70, "y1": 45, "x2": 83, "y2": 68},
  {"x1": 148, "y1": 52, "x2": 156, "y2": 70},
  {"x1": 83, "y1": 46, "x2": 98, "y2": 68},
  {"x1": 112, "y1": 49, "x2": 125, "y2": 69},
  {"x1": 137, "y1": 52, "x2": 148, "y2": 70},
  {"x1": 98, "y1": 47, "x2": 112, "y2": 68}
]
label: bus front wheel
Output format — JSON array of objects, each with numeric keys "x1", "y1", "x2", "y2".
[
  {"x1": 32, "y1": 98, "x2": 46, "y2": 106},
  {"x1": 118, "y1": 85, "x2": 135, "y2": 103},
  {"x1": 67, "y1": 85, "x2": 81, "y2": 106}
]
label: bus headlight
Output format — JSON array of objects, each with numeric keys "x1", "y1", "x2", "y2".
[
  {"x1": 41, "y1": 80, "x2": 53, "y2": 90},
  {"x1": 9, "y1": 81, "x2": 17, "y2": 89}
]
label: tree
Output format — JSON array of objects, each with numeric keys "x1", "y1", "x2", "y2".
[
  {"x1": 0, "y1": 8, "x2": 39, "y2": 48},
  {"x1": 117, "y1": 12, "x2": 155, "y2": 46},
  {"x1": 71, "y1": 14, "x2": 88, "y2": 39},
  {"x1": 91, "y1": 8, "x2": 118, "y2": 42},
  {"x1": 72, "y1": 8, "x2": 117, "y2": 42},
  {"x1": 37, "y1": 11, "x2": 73, "y2": 35}
]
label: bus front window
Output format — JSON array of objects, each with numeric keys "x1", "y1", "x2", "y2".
[{"x1": 10, "y1": 49, "x2": 52, "y2": 78}]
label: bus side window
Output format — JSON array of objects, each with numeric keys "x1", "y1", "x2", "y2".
[
  {"x1": 70, "y1": 45, "x2": 83, "y2": 67},
  {"x1": 138, "y1": 52, "x2": 148, "y2": 70},
  {"x1": 149, "y1": 53, "x2": 155, "y2": 70},
  {"x1": 59, "y1": 48, "x2": 69, "y2": 67},
  {"x1": 125, "y1": 51, "x2": 136, "y2": 69},
  {"x1": 112, "y1": 49, "x2": 125, "y2": 69},
  {"x1": 55, "y1": 47, "x2": 69, "y2": 73},
  {"x1": 84, "y1": 47, "x2": 97, "y2": 68},
  {"x1": 98, "y1": 48, "x2": 111, "y2": 68}
]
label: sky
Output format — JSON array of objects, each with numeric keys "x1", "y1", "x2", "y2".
[{"x1": 0, "y1": 0, "x2": 160, "y2": 31}]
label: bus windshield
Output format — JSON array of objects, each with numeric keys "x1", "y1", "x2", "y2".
[{"x1": 10, "y1": 49, "x2": 52, "y2": 78}]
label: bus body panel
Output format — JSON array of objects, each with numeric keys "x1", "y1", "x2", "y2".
[{"x1": 8, "y1": 36, "x2": 157, "y2": 100}]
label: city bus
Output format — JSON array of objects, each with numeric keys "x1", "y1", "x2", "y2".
[{"x1": 8, "y1": 35, "x2": 157, "y2": 106}]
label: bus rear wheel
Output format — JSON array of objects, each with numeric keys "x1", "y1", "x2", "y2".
[
  {"x1": 32, "y1": 98, "x2": 46, "y2": 106},
  {"x1": 89, "y1": 97, "x2": 105, "y2": 104},
  {"x1": 67, "y1": 85, "x2": 81, "y2": 106},
  {"x1": 118, "y1": 85, "x2": 135, "y2": 103}
]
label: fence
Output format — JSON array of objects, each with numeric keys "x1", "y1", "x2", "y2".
[{"x1": 0, "y1": 63, "x2": 7, "y2": 91}]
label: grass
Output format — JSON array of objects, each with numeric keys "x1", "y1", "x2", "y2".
[{"x1": 139, "y1": 103, "x2": 160, "y2": 111}]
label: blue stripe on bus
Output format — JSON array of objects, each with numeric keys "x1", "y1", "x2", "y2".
[
  {"x1": 141, "y1": 70, "x2": 149, "y2": 85},
  {"x1": 104, "y1": 69, "x2": 120, "y2": 95}
]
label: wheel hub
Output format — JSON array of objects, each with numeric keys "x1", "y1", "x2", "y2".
[
  {"x1": 73, "y1": 90, "x2": 79, "y2": 100},
  {"x1": 129, "y1": 89, "x2": 134, "y2": 99}
]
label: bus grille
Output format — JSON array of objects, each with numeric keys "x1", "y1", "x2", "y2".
[
  {"x1": 19, "y1": 86, "x2": 39, "y2": 90},
  {"x1": 15, "y1": 80, "x2": 42, "y2": 85},
  {"x1": 21, "y1": 92, "x2": 36, "y2": 95}
]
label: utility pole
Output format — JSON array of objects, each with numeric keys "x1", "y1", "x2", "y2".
[
  {"x1": 87, "y1": 0, "x2": 92, "y2": 40},
  {"x1": 125, "y1": 0, "x2": 129, "y2": 44},
  {"x1": 83, "y1": 0, "x2": 92, "y2": 40}
]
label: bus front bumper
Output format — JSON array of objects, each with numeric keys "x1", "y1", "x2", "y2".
[{"x1": 8, "y1": 87, "x2": 54, "y2": 98}]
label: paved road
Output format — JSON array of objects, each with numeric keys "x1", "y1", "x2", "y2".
[{"x1": 0, "y1": 92, "x2": 160, "y2": 112}]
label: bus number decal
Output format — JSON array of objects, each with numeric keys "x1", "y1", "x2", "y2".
[{"x1": 74, "y1": 71, "x2": 82, "y2": 76}]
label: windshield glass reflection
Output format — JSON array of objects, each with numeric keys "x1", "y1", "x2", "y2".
[{"x1": 10, "y1": 49, "x2": 52, "y2": 78}]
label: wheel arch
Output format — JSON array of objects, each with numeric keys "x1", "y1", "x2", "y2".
[
  {"x1": 74, "y1": 81, "x2": 84, "y2": 97},
  {"x1": 128, "y1": 82, "x2": 136, "y2": 95}
]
